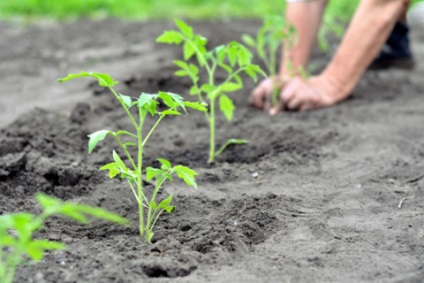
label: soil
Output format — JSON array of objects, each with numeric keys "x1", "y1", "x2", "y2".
[{"x1": 1, "y1": 19, "x2": 424, "y2": 283}]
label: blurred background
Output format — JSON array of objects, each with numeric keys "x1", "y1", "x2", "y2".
[{"x1": 0, "y1": 0, "x2": 360, "y2": 21}]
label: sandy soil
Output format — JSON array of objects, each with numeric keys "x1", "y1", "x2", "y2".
[{"x1": 1, "y1": 19, "x2": 424, "y2": 282}]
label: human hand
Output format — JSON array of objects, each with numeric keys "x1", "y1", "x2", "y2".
[
  {"x1": 249, "y1": 76, "x2": 287, "y2": 110},
  {"x1": 268, "y1": 76, "x2": 345, "y2": 114}
]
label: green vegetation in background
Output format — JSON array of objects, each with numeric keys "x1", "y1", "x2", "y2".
[{"x1": 0, "y1": 0, "x2": 360, "y2": 21}]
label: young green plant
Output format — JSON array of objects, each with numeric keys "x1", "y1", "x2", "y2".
[
  {"x1": 242, "y1": 15, "x2": 307, "y2": 107},
  {"x1": 58, "y1": 72, "x2": 206, "y2": 242},
  {"x1": 157, "y1": 20, "x2": 265, "y2": 164},
  {"x1": 0, "y1": 193, "x2": 128, "y2": 283}
]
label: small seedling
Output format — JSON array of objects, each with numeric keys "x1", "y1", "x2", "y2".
[
  {"x1": 157, "y1": 20, "x2": 265, "y2": 164},
  {"x1": 242, "y1": 15, "x2": 308, "y2": 107},
  {"x1": 0, "y1": 193, "x2": 128, "y2": 283},
  {"x1": 58, "y1": 71, "x2": 206, "y2": 242}
]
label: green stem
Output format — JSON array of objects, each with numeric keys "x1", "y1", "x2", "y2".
[
  {"x1": 113, "y1": 135, "x2": 137, "y2": 171},
  {"x1": 137, "y1": 111, "x2": 145, "y2": 240},
  {"x1": 145, "y1": 175, "x2": 168, "y2": 240},
  {"x1": 208, "y1": 98, "x2": 216, "y2": 164},
  {"x1": 108, "y1": 87, "x2": 138, "y2": 131},
  {"x1": 142, "y1": 116, "x2": 164, "y2": 148}
]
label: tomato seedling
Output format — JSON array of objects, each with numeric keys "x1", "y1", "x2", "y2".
[
  {"x1": 0, "y1": 193, "x2": 128, "y2": 283},
  {"x1": 59, "y1": 72, "x2": 206, "y2": 242},
  {"x1": 242, "y1": 16, "x2": 308, "y2": 107},
  {"x1": 157, "y1": 20, "x2": 265, "y2": 164}
]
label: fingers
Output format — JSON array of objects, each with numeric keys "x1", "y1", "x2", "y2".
[
  {"x1": 269, "y1": 78, "x2": 301, "y2": 115},
  {"x1": 249, "y1": 86, "x2": 265, "y2": 109},
  {"x1": 249, "y1": 79, "x2": 273, "y2": 110}
]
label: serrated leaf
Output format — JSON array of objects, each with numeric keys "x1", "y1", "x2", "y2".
[
  {"x1": 124, "y1": 142, "x2": 137, "y2": 147},
  {"x1": 175, "y1": 19, "x2": 193, "y2": 39},
  {"x1": 73, "y1": 204, "x2": 129, "y2": 226},
  {"x1": 158, "y1": 195, "x2": 175, "y2": 213},
  {"x1": 174, "y1": 165, "x2": 198, "y2": 189},
  {"x1": 156, "y1": 30, "x2": 184, "y2": 44},
  {"x1": 58, "y1": 72, "x2": 118, "y2": 87},
  {"x1": 138, "y1": 93, "x2": 156, "y2": 108},
  {"x1": 218, "y1": 63, "x2": 233, "y2": 74},
  {"x1": 219, "y1": 95, "x2": 235, "y2": 121},
  {"x1": 183, "y1": 41, "x2": 196, "y2": 60},
  {"x1": 161, "y1": 109, "x2": 182, "y2": 116},
  {"x1": 227, "y1": 46, "x2": 238, "y2": 67},
  {"x1": 175, "y1": 70, "x2": 188, "y2": 77},
  {"x1": 119, "y1": 94, "x2": 132, "y2": 108},
  {"x1": 184, "y1": 101, "x2": 208, "y2": 112},
  {"x1": 221, "y1": 83, "x2": 242, "y2": 92},
  {"x1": 159, "y1": 92, "x2": 186, "y2": 113},
  {"x1": 149, "y1": 199, "x2": 158, "y2": 210},
  {"x1": 173, "y1": 60, "x2": 189, "y2": 69},
  {"x1": 112, "y1": 151, "x2": 127, "y2": 171},
  {"x1": 99, "y1": 162, "x2": 118, "y2": 171},
  {"x1": 146, "y1": 167, "x2": 165, "y2": 181},
  {"x1": 189, "y1": 85, "x2": 199, "y2": 96},
  {"x1": 88, "y1": 130, "x2": 111, "y2": 154},
  {"x1": 242, "y1": 34, "x2": 256, "y2": 47},
  {"x1": 158, "y1": 158, "x2": 172, "y2": 170}
]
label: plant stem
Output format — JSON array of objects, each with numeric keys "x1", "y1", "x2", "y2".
[
  {"x1": 208, "y1": 98, "x2": 216, "y2": 164},
  {"x1": 137, "y1": 112, "x2": 145, "y2": 240},
  {"x1": 145, "y1": 175, "x2": 167, "y2": 238},
  {"x1": 142, "y1": 116, "x2": 164, "y2": 147},
  {"x1": 108, "y1": 87, "x2": 139, "y2": 131},
  {"x1": 113, "y1": 135, "x2": 137, "y2": 171}
]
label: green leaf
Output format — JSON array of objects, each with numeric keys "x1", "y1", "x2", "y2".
[
  {"x1": 158, "y1": 158, "x2": 171, "y2": 170},
  {"x1": 173, "y1": 60, "x2": 189, "y2": 69},
  {"x1": 219, "y1": 95, "x2": 235, "y2": 121},
  {"x1": 242, "y1": 34, "x2": 256, "y2": 47},
  {"x1": 158, "y1": 195, "x2": 175, "y2": 213},
  {"x1": 59, "y1": 205, "x2": 89, "y2": 224},
  {"x1": 138, "y1": 93, "x2": 158, "y2": 116},
  {"x1": 119, "y1": 94, "x2": 132, "y2": 108},
  {"x1": 73, "y1": 204, "x2": 130, "y2": 226},
  {"x1": 99, "y1": 162, "x2": 120, "y2": 178},
  {"x1": 184, "y1": 101, "x2": 208, "y2": 112},
  {"x1": 27, "y1": 240, "x2": 65, "y2": 260},
  {"x1": 175, "y1": 70, "x2": 188, "y2": 77},
  {"x1": 216, "y1": 139, "x2": 249, "y2": 157},
  {"x1": 138, "y1": 93, "x2": 156, "y2": 108},
  {"x1": 99, "y1": 162, "x2": 118, "y2": 171},
  {"x1": 183, "y1": 41, "x2": 196, "y2": 60},
  {"x1": 189, "y1": 85, "x2": 200, "y2": 96},
  {"x1": 88, "y1": 130, "x2": 111, "y2": 154},
  {"x1": 124, "y1": 142, "x2": 136, "y2": 147},
  {"x1": 227, "y1": 45, "x2": 238, "y2": 67},
  {"x1": 149, "y1": 199, "x2": 158, "y2": 210},
  {"x1": 113, "y1": 151, "x2": 127, "y2": 170},
  {"x1": 58, "y1": 72, "x2": 118, "y2": 87},
  {"x1": 36, "y1": 193, "x2": 61, "y2": 212},
  {"x1": 161, "y1": 109, "x2": 182, "y2": 116},
  {"x1": 200, "y1": 84, "x2": 215, "y2": 94},
  {"x1": 146, "y1": 167, "x2": 165, "y2": 181},
  {"x1": 116, "y1": 130, "x2": 136, "y2": 138},
  {"x1": 159, "y1": 92, "x2": 186, "y2": 113},
  {"x1": 221, "y1": 83, "x2": 242, "y2": 93},
  {"x1": 156, "y1": 31, "x2": 184, "y2": 44},
  {"x1": 175, "y1": 19, "x2": 194, "y2": 39},
  {"x1": 174, "y1": 165, "x2": 198, "y2": 189},
  {"x1": 218, "y1": 63, "x2": 233, "y2": 74}
]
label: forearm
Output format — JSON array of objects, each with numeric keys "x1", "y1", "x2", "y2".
[
  {"x1": 280, "y1": 0, "x2": 327, "y2": 76},
  {"x1": 322, "y1": 0, "x2": 405, "y2": 99}
]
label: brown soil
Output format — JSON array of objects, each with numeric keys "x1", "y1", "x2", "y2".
[{"x1": 1, "y1": 19, "x2": 424, "y2": 282}]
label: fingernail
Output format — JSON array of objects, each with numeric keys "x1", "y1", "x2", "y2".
[{"x1": 269, "y1": 108, "x2": 276, "y2": 116}]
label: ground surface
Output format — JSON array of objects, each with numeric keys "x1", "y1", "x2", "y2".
[{"x1": 0, "y1": 19, "x2": 424, "y2": 283}]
